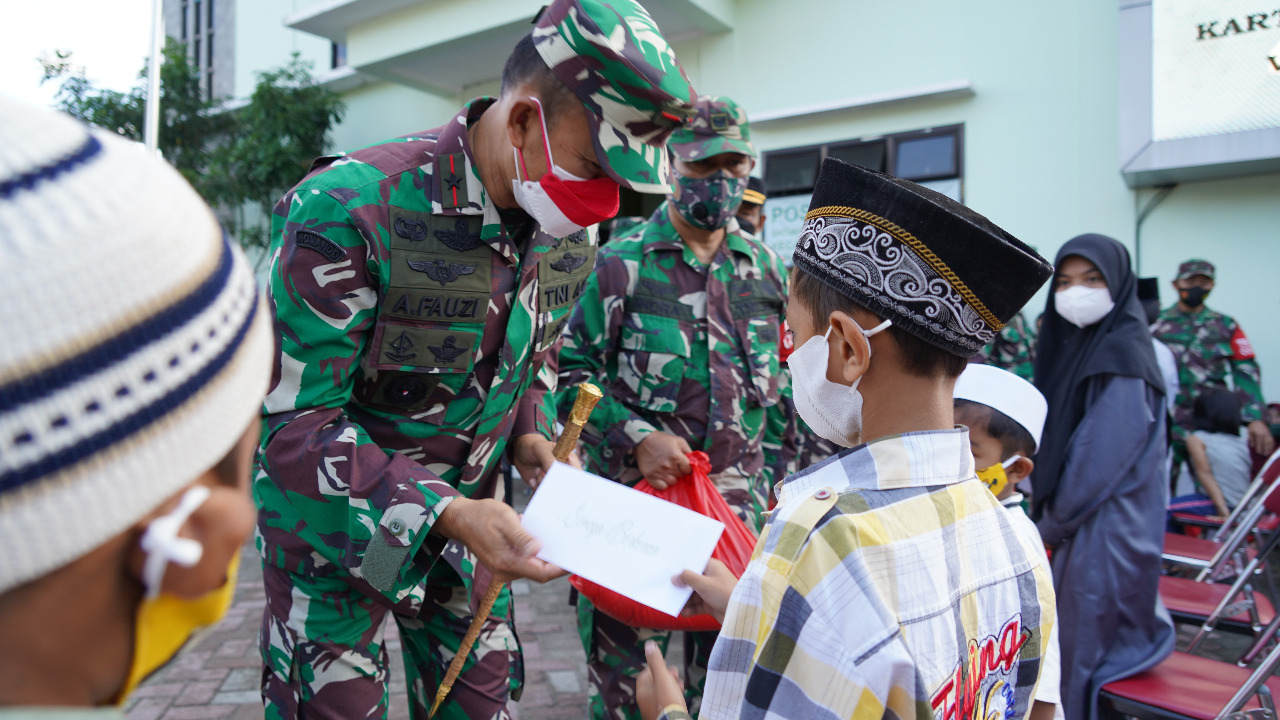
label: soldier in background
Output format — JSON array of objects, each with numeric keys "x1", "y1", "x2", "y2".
[
  {"x1": 972, "y1": 310, "x2": 1037, "y2": 381},
  {"x1": 735, "y1": 176, "x2": 767, "y2": 237},
  {"x1": 252, "y1": 1, "x2": 696, "y2": 717},
  {"x1": 1153, "y1": 259, "x2": 1274, "y2": 480},
  {"x1": 557, "y1": 96, "x2": 796, "y2": 720}
]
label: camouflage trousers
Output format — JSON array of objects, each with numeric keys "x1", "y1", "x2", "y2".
[
  {"x1": 577, "y1": 595, "x2": 715, "y2": 720},
  {"x1": 259, "y1": 562, "x2": 521, "y2": 720}
]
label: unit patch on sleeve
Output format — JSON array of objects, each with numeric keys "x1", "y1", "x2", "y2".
[{"x1": 294, "y1": 229, "x2": 346, "y2": 263}]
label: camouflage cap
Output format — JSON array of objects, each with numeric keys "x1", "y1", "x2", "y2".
[
  {"x1": 533, "y1": 0, "x2": 697, "y2": 194},
  {"x1": 669, "y1": 95, "x2": 756, "y2": 161},
  {"x1": 1177, "y1": 258, "x2": 1215, "y2": 281}
]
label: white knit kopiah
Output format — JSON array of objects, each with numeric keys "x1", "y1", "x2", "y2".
[{"x1": 0, "y1": 96, "x2": 272, "y2": 592}]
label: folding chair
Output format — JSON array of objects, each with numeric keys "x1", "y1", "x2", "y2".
[
  {"x1": 1163, "y1": 461, "x2": 1280, "y2": 583},
  {"x1": 1168, "y1": 449, "x2": 1280, "y2": 544},
  {"x1": 1098, "y1": 641, "x2": 1280, "y2": 720},
  {"x1": 1161, "y1": 478, "x2": 1280, "y2": 641}
]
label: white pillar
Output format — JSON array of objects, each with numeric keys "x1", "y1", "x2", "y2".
[{"x1": 143, "y1": 0, "x2": 164, "y2": 153}]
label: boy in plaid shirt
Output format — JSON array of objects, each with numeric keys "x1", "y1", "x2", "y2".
[{"x1": 638, "y1": 158, "x2": 1058, "y2": 720}]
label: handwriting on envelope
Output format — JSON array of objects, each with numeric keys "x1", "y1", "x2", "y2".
[{"x1": 521, "y1": 462, "x2": 724, "y2": 617}]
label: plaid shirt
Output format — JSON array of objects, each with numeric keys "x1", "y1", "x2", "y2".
[{"x1": 662, "y1": 428, "x2": 1055, "y2": 720}]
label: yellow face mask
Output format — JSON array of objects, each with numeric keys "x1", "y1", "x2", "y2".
[
  {"x1": 115, "y1": 486, "x2": 239, "y2": 704},
  {"x1": 975, "y1": 456, "x2": 1022, "y2": 498}
]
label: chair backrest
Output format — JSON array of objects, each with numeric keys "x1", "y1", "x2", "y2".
[
  {"x1": 1263, "y1": 467, "x2": 1280, "y2": 515},
  {"x1": 1196, "y1": 469, "x2": 1280, "y2": 580},
  {"x1": 1214, "y1": 447, "x2": 1280, "y2": 540}
]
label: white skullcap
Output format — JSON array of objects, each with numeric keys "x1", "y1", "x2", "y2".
[
  {"x1": 0, "y1": 96, "x2": 272, "y2": 592},
  {"x1": 954, "y1": 364, "x2": 1047, "y2": 453}
]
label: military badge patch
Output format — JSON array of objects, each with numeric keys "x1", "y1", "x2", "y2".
[{"x1": 294, "y1": 229, "x2": 346, "y2": 263}]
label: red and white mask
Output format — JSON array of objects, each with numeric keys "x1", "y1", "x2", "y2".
[{"x1": 511, "y1": 97, "x2": 619, "y2": 238}]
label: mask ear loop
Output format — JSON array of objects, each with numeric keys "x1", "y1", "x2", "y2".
[
  {"x1": 1001, "y1": 455, "x2": 1023, "y2": 469},
  {"x1": 513, "y1": 97, "x2": 552, "y2": 184},
  {"x1": 139, "y1": 485, "x2": 210, "y2": 599},
  {"x1": 513, "y1": 96, "x2": 559, "y2": 185}
]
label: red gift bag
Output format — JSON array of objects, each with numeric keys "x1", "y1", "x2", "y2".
[{"x1": 570, "y1": 451, "x2": 758, "y2": 631}]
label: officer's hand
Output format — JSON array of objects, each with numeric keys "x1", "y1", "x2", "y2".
[
  {"x1": 512, "y1": 433, "x2": 581, "y2": 491},
  {"x1": 636, "y1": 640, "x2": 685, "y2": 720},
  {"x1": 675, "y1": 558, "x2": 737, "y2": 623},
  {"x1": 1247, "y1": 421, "x2": 1276, "y2": 457},
  {"x1": 635, "y1": 432, "x2": 693, "y2": 489},
  {"x1": 433, "y1": 497, "x2": 567, "y2": 584}
]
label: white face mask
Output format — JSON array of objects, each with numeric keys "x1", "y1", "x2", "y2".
[
  {"x1": 1055, "y1": 285, "x2": 1115, "y2": 328},
  {"x1": 788, "y1": 318, "x2": 893, "y2": 447}
]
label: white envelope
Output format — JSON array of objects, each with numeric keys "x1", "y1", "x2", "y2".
[{"x1": 521, "y1": 462, "x2": 725, "y2": 617}]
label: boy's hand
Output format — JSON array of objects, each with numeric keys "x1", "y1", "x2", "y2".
[
  {"x1": 675, "y1": 558, "x2": 737, "y2": 623},
  {"x1": 637, "y1": 640, "x2": 686, "y2": 720}
]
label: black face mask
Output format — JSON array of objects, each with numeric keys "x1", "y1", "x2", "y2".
[
  {"x1": 1180, "y1": 286, "x2": 1210, "y2": 308},
  {"x1": 737, "y1": 217, "x2": 757, "y2": 235}
]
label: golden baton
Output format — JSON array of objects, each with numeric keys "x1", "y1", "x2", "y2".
[{"x1": 429, "y1": 382, "x2": 602, "y2": 718}]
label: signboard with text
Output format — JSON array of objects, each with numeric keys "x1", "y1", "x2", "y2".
[
  {"x1": 761, "y1": 193, "x2": 811, "y2": 264},
  {"x1": 1152, "y1": 1, "x2": 1280, "y2": 141}
]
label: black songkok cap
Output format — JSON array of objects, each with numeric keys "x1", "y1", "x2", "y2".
[
  {"x1": 742, "y1": 176, "x2": 767, "y2": 206},
  {"x1": 793, "y1": 158, "x2": 1053, "y2": 358}
]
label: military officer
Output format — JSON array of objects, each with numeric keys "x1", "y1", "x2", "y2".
[
  {"x1": 252, "y1": 1, "x2": 696, "y2": 717},
  {"x1": 734, "y1": 176, "x2": 767, "y2": 237},
  {"x1": 556, "y1": 95, "x2": 797, "y2": 720},
  {"x1": 972, "y1": 311, "x2": 1037, "y2": 381},
  {"x1": 1153, "y1": 259, "x2": 1274, "y2": 476}
]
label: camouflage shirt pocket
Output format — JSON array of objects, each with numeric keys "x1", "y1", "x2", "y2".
[
  {"x1": 616, "y1": 313, "x2": 691, "y2": 414},
  {"x1": 736, "y1": 315, "x2": 783, "y2": 407}
]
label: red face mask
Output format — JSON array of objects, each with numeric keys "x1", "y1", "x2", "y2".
[{"x1": 511, "y1": 97, "x2": 620, "y2": 236}]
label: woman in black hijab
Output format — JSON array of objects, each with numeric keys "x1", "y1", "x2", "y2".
[{"x1": 1032, "y1": 234, "x2": 1174, "y2": 720}]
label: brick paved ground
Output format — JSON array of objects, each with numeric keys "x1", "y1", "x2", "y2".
[{"x1": 124, "y1": 483, "x2": 1269, "y2": 720}]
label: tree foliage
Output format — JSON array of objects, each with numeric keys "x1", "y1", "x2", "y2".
[{"x1": 41, "y1": 42, "x2": 344, "y2": 251}]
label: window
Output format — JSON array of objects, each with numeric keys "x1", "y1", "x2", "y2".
[
  {"x1": 759, "y1": 125, "x2": 964, "y2": 261},
  {"x1": 207, "y1": 32, "x2": 214, "y2": 68},
  {"x1": 194, "y1": 0, "x2": 201, "y2": 34},
  {"x1": 194, "y1": 37, "x2": 201, "y2": 70},
  {"x1": 181, "y1": 1, "x2": 188, "y2": 40},
  {"x1": 762, "y1": 148, "x2": 820, "y2": 195},
  {"x1": 207, "y1": 0, "x2": 214, "y2": 27},
  {"x1": 827, "y1": 140, "x2": 886, "y2": 174},
  {"x1": 894, "y1": 133, "x2": 957, "y2": 181},
  {"x1": 206, "y1": 70, "x2": 214, "y2": 100},
  {"x1": 331, "y1": 43, "x2": 348, "y2": 70}
]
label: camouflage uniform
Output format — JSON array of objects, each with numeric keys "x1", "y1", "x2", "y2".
[
  {"x1": 1152, "y1": 305, "x2": 1264, "y2": 437},
  {"x1": 556, "y1": 97, "x2": 796, "y2": 720},
  {"x1": 252, "y1": 2, "x2": 696, "y2": 717},
  {"x1": 1152, "y1": 258, "x2": 1265, "y2": 482},
  {"x1": 792, "y1": 415, "x2": 842, "y2": 471},
  {"x1": 972, "y1": 310, "x2": 1036, "y2": 381}
]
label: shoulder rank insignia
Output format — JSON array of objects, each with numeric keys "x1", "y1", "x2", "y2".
[
  {"x1": 438, "y1": 153, "x2": 469, "y2": 209},
  {"x1": 294, "y1": 229, "x2": 346, "y2": 263},
  {"x1": 406, "y1": 259, "x2": 477, "y2": 286},
  {"x1": 566, "y1": 230, "x2": 588, "y2": 245},
  {"x1": 434, "y1": 218, "x2": 484, "y2": 252},
  {"x1": 394, "y1": 217, "x2": 429, "y2": 242},
  {"x1": 550, "y1": 252, "x2": 588, "y2": 274},
  {"x1": 428, "y1": 335, "x2": 467, "y2": 364}
]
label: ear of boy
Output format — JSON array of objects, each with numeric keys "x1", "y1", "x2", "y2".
[
  {"x1": 127, "y1": 425, "x2": 259, "y2": 599},
  {"x1": 1004, "y1": 456, "x2": 1035, "y2": 488},
  {"x1": 827, "y1": 310, "x2": 874, "y2": 386}
]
